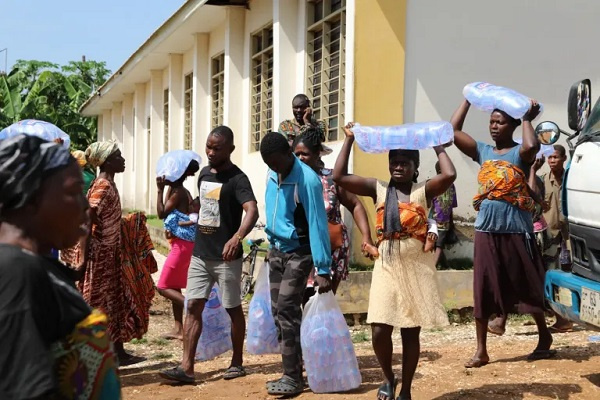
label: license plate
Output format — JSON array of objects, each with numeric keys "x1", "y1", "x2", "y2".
[
  {"x1": 556, "y1": 287, "x2": 573, "y2": 307},
  {"x1": 581, "y1": 287, "x2": 600, "y2": 326}
]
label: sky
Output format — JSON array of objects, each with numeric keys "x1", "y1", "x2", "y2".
[{"x1": 0, "y1": 0, "x2": 185, "y2": 73}]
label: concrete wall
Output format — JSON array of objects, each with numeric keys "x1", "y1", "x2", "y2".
[
  {"x1": 404, "y1": 0, "x2": 600, "y2": 219},
  {"x1": 351, "y1": 0, "x2": 407, "y2": 263},
  {"x1": 336, "y1": 270, "x2": 474, "y2": 314}
]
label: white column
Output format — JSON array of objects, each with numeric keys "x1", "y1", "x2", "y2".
[
  {"x1": 169, "y1": 53, "x2": 184, "y2": 151},
  {"x1": 274, "y1": 0, "x2": 299, "y2": 125},
  {"x1": 224, "y1": 6, "x2": 245, "y2": 166},
  {"x1": 191, "y1": 33, "x2": 210, "y2": 197},
  {"x1": 111, "y1": 102, "x2": 124, "y2": 198},
  {"x1": 134, "y1": 83, "x2": 149, "y2": 211},
  {"x1": 96, "y1": 115, "x2": 104, "y2": 143},
  {"x1": 149, "y1": 70, "x2": 164, "y2": 213},
  {"x1": 122, "y1": 93, "x2": 134, "y2": 209},
  {"x1": 102, "y1": 110, "x2": 112, "y2": 144}
]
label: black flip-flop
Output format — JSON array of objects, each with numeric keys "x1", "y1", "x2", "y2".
[
  {"x1": 119, "y1": 355, "x2": 146, "y2": 367},
  {"x1": 527, "y1": 349, "x2": 557, "y2": 361},
  {"x1": 377, "y1": 378, "x2": 397, "y2": 400},
  {"x1": 266, "y1": 376, "x2": 304, "y2": 397},
  {"x1": 223, "y1": 365, "x2": 247, "y2": 380},
  {"x1": 158, "y1": 366, "x2": 195, "y2": 384}
]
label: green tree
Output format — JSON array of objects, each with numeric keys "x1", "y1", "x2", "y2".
[{"x1": 0, "y1": 59, "x2": 111, "y2": 150}]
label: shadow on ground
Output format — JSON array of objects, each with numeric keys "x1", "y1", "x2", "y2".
[{"x1": 430, "y1": 382, "x2": 582, "y2": 399}]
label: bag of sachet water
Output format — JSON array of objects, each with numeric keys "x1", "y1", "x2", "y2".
[
  {"x1": 156, "y1": 149, "x2": 202, "y2": 182},
  {"x1": 463, "y1": 82, "x2": 543, "y2": 120},
  {"x1": 184, "y1": 285, "x2": 233, "y2": 361},
  {"x1": 247, "y1": 262, "x2": 280, "y2": 355},
  {"x1": 352, "y1": 121, "x2": 453, "y2": 153},
  {"x1": 301, "y1": 292, "x2": 361, "y2": 393}
]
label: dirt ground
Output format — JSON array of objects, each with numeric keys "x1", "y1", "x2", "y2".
[{"x1": 119, "y1": 293, "x2": 600, "y2": 400}]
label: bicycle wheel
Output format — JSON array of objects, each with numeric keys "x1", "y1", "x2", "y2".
[
  {"x1": 240, "y1": 273, "x2": 252, "y2": 300},
  {"x1": 240, "y1": 253, "x2": 255, "y2": 300}
]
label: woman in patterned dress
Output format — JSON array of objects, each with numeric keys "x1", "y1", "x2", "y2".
[
  {"x1": 292, "y1": 128, "x2": 378, "y2": 296},
  {"x1": 333, "y1": 122, "x2": 456, "y2": 400},
  {"x1": 79, "y1": 141, "x2": 138, "y2": 364}
]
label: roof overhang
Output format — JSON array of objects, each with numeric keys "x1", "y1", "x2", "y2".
[{"x1": 80, "y1": 0, "x2": 248, "y2": 116}]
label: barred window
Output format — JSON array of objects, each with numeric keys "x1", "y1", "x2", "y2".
[
  {"x1": 211, "y1": 53, "x2": 225, "y2": 129},
  {"x1": 307, "y1": 0, "x2": 346, "y2": 141},
  {"x1": 163, "y1": 89, "x2": 169, "y2": 152},
  {"x1": 184, "y1": 73, "x2": 193, "y2": 150},
  {"x1": 250, "y1": 24, "x2": 274, "y2": 152}
]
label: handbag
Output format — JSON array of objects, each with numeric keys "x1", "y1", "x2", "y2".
[{"x1": 328, "y1": 221, "x2": 344, "y2": 251}]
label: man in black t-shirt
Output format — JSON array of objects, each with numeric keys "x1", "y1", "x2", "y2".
[{"x1": 159, "y1": 126, "x2": 259, "y2": 384}]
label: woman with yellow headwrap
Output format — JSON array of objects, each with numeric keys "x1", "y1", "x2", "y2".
[{"x1": 72, "y1": 150, "x2": 95, "y2": 195}]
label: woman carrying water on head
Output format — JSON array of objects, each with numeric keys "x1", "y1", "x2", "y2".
[
  {"x1": 450, "y1": 98, "x2": 553, "y2": 368},
  {"x1": 333, "y1": 122, "x2": 456, "y2": 400},
  {"x1": 292, "y1": 127, "x2": 378, "y2": 298},
  {"x1": 156, "y1": 159, "x2": 200, "y2": 340}
]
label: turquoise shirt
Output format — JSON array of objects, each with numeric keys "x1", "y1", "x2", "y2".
[
  {"x1": 264, "y1": 157, "x2": 332, "y2": 275},
  {"x1": 474, "y1": 142, "x2": 533, "y2": 233}
]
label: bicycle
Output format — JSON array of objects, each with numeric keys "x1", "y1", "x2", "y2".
[{"x1": 240, "y1": 224, "x2": 268, "y2": 300}]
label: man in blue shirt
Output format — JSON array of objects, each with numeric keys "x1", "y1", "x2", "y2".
[{"x1": 260, "y1": 132, "x2": 332, "y2": 396}]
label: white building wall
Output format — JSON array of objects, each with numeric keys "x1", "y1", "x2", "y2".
[
  {"x1": 122, "y1": 93, "x2": 135, "y2": 209},
  {"x1": 224, "y1": 7, "x2": 246, "y2": 167},
  {"x1": 149, "y1": 70, "x2": 164, "y2": 213},
  {"x1": 191, "y1": 33, "x2": 211, "y2": 197},
  {"x1": 168, "y1": 54, "x2": 184, "y2": 151},
  {"x1": 134, "y1": 83, "x2": 148, "y2": 211},
  {"x1": 241, "y1": 0, "x2": 275, "y2": 225},
  {"x1": 404, "y1": 0, "x2": 600, "y2": 219},
  {"x1": 111, "y1": 102, "x2": 124, "y2": 196}
]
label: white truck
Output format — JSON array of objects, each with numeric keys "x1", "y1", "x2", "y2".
[{"x1": 539, "y1": 79, "x2": 600, "y2": 330}]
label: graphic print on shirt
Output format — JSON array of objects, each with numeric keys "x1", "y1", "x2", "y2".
[{"x1": 199, "y1": 181, "x2": 222, "y2": 234}]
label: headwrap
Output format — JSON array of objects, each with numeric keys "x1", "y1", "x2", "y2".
[
  {"x1": 85, "y1": 140, "x2": 119, "y2": 169},
  {"x1": 72, "y1": 150, "x2": 87, "y2": 168},
  {"x1": 0, "y1": 135, "x2": 72, "y2": 216},
  {"x1": 383, "y1": 149, "x2": 420, "y2": 237}
]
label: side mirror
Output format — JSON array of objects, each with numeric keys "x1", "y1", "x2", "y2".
[
  {"x1": 568, "y1": 79, "x2": 592, "y2": 131},
  {"x1": 535, "y1": 121, "x2": 560, "y2": 145}
]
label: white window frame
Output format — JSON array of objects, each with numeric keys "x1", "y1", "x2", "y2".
[
  {"x1": 184, "y1": 73, "x2": 193, "y2": 150},
  {"x1": 250, "y1": 24, "x2": 274, "y2": 152},
  {"x1": 306, "y1": 0, "x2": 346, "y2": 141},
  {"x1": 163, "y1": 88, "x2": 169, "y2": 152},
  {"x1": 211, "y1": 53, "x2": 225, "y2": 129}
]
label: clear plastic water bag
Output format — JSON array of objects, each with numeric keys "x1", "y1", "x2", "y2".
[
  {"x1": 184, "y1": 285, "x2": 232, "y2": 361},
  {"x1": 156, "y1": 149, "x2": 202, "y2": 182},
  {"x1": 301, "y1": 292, "x2": 361, "y2": 393},
  {"x1": 246, "y1": 262, "x2": 280, "y2": 355},
  {"x1": 463, "y1": 82, "x2": 543, "y2": 120},
  {"x1": 352, "y1": 121, "x2": 454, "y2": 153}
]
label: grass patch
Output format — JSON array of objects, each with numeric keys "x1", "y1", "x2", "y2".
[
  {"x1": 242, "y1": 240, "x2": 269, "y2": 255},
  {"x1": 508, "y1": 314, "x2": 534, "y2": 323},
  {"x1": 349, "y1": 263, "x2": 374, "y2": 272},
  {"x1": 152, "y1": 338, "x2": 169, "y2": 347},
  {"x1": 154, "y1": 243, "x2": 169, "y2": 256},
  {"x1": 130, "y1": 338, "x2": 148, "y2": 345},
  {"x1": 352, "y1": 331, "x2": 370, "y2": 343},
  {"x1": 146, "y1": 215, "x2": 164, "y2": 229},
  {"x1": 151, "y1": 352, "x2": 173, "y2": 360}
]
